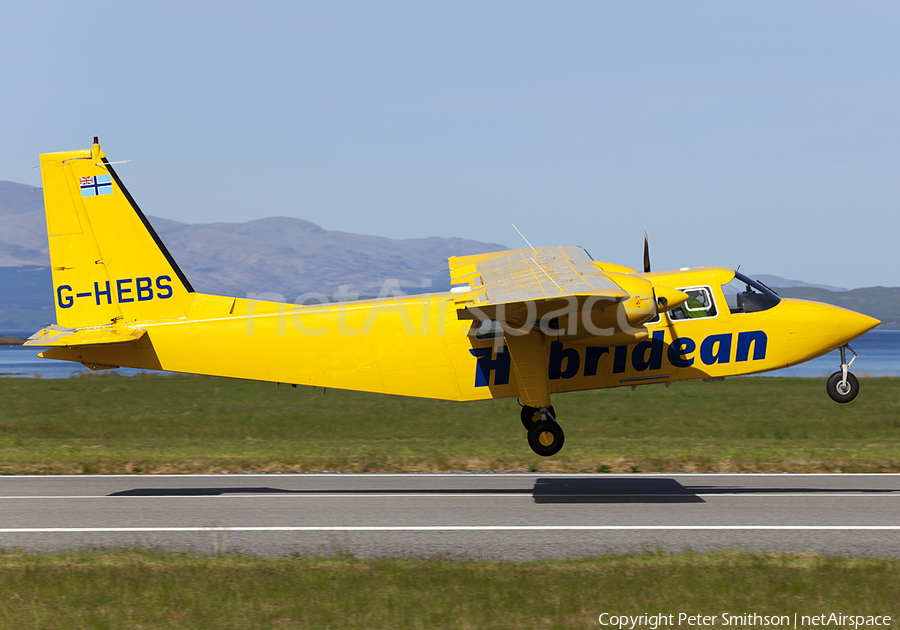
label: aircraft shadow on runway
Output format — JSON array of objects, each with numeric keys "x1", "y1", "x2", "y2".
[
  {"x1": 109, "y1": 487, "x2": 305, "y2": 496},
  {"x1": 532, "y1": 478, "x2": 705, "y2": 504},
  {"x1": 107, "y1": 481, "x2": 898, "y2": 503},
  {"x1": 532, "y1": 479, "x2": 900, "y2": 504},
  {"x1": 107, "y1": 484, "x2": 703, "y2": 502}
]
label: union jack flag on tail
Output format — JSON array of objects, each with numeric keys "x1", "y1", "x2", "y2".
[{"x1": 80, "y1": 174, "x2": 112, "y2": 197}]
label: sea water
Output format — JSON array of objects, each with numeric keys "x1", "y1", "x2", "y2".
[
  {"x1": 770, "y1": 329, "x2": 900, "y2": 378},
  {"x1": 2, "y1": 329, "x2": 898, "y2": 380},
  {"x1": 1, "y1": 330, "x2": 150, "y2": 378}
]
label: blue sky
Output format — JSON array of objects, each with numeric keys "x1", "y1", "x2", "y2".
[{"x1": 3, "y1": 2, "x2": 898, "y2": 288}]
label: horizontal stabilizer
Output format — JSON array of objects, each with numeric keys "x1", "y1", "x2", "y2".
[{"x1": 25, "y1": 324, "x2": 146, "y2": 347}]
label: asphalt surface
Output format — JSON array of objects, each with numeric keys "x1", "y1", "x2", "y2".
[{"x1": 1, "y1": 473, "x2": 899, "y2": 559}]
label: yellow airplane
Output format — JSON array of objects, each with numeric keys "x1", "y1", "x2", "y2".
[{"x1": 26, "y1": 139, "x2": 881, "y2": 456}]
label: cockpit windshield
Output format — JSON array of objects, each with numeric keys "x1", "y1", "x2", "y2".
[{"x1": 722, "y1": 271, "x2": 781, "y2": 314}]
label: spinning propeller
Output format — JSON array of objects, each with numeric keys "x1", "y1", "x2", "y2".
[
  {"x1": 643, "y1": 230, "x2": 664, "y2": 312},
  {"x1": 642, "y1": 230, "x2": 687, "y2": 315},
  {"x1": 643, "y1": 230, "x2": 651, "y2": 274}
]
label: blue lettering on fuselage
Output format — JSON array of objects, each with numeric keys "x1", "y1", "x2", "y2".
[
  {"x1": 56, "y1": 275, "x2": 175, "y2": 309},
  {"x1": 472, "y1": 330, "x2": 768, "y2": 387},
  {"x1": 470, "y1": 347, "x2": 511, "y2": 387}
]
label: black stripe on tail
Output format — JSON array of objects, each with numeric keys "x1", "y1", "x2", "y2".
[{"x1": 101, "y1": 157, "x2": 195, "y2": 293}]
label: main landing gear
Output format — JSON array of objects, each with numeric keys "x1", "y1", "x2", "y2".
[
  {"x1": 520, "y1": 405, "x2": 565, "y2": 456},
  {"x1": 826, "y1": 345, "x2": 860, "y2": 403}
]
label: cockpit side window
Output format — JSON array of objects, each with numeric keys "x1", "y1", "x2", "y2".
[
  {"x1": 669, "y1": 286, "x2": 718, "y2": 320},
  {"x1": 722, "y1": 272, "x2": 781, "y2": 314}
]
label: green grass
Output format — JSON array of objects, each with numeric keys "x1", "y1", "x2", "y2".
[
  {"x1": 0, "y1": 550, "x2": 897, "y2": 629},
  {"x1": 0, "y1": 375, "x2": 898, "y2": 474}
]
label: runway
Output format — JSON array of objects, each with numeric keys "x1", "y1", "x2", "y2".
[{"x1": 2, "y1": 473, "x2": 899, "y2": 559}]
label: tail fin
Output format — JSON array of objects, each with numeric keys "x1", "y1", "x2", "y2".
[{"x1": 40, "y1": 138, "x2": 194, "y2": 328}]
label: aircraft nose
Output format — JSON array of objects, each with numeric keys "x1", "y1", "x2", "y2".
[
  {"x1": 835, "y1": 309, "x2": 880, "y2": 345},
  {"x1": 781, "y1": 299, "x2": 880, "y2": 367}
]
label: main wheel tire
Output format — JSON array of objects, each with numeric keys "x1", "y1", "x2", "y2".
[
  {"x1": 826, "y1": 371, "x2": 859, "y2": 403},
  {"x1": 527, "y1": 420, "x2": 565, "y2": 457},
  {"x1": 520, "y1": 405, "x2": 557, "y2": 430}
]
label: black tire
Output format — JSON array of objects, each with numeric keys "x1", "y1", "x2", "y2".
[
  {"x1": 826, "y1": 371, "x2": 859, "y2": 403},
  {"x1": 520, "y1": 405, "x2": 556, "y2": 429},
  {"x1": 527, "y1": 420, "x2": 565, "y2": 457}
]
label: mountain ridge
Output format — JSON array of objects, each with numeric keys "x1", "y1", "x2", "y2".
[{"x1": 0, "y1": 180, "x2": 508, "y2": 298}]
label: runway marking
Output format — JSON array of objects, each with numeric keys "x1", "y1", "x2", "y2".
[
  {"x1": 1, "y1": 526, "x2": 900, "y2": 533},
  {"x1": 1, "y1": 493, "x2": 898, "y2": 500}
]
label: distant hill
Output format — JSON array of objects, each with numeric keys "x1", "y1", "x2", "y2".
[
  {"x1": 754, "y1": 274, "x2": 847, "y2": 292},
  {"x1": 0, "y1": 180, "x2": 510, "y2": 328},
  {"x1": 0, "y1": 180, "x2": 508, "y2": 298},
  {"x1": 1, "y1": 180, "x2": 896, "y2": 330},
  {"x1": 149, "y1": 216, "x2": 508, "y2": 299},
  {"x1": 0, "y1": 181, "x2": 50, "y2": 267},
  {"x1": 0, "y1": 266, "x2": 54, "y2": 330},
  {"x1": 773, "y1": 286, "x2": 899, "y2": 330}
]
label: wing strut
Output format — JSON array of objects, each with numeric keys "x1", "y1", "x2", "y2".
[{"x1": 501, "y1": 327, "x2": 552, "y2": 409}]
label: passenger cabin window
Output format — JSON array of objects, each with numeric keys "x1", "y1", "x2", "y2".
[
  {"x1": 669, "y1": 287, "x2": 717, "y2": 320},
  {"x1": 722, "y1": 272, "x2": 781, "y2": 314}
]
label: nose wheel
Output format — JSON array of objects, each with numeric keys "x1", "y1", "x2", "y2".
[
  {"x1": 520, "y1": 405, "x2": 565, "y2": 456},
  {"x1": 826, "y1": 345, "x2": 859, "y2": 403}
]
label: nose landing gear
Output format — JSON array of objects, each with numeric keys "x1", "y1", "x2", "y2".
[
  {"x1": 826, "y1": 345, "x2": 860, "y2": 403},
  {"x1": 520, "y1": 404, "x2": 565, "y2": 456}
]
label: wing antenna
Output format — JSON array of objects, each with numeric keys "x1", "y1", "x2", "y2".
[{"x1": 529, "y1": 256, "x2": 561, "y2": 290}]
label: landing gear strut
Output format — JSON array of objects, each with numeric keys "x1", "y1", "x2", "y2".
[
  {"x1": 520, "y1": 404, "x2": 565, "y2": 456},
  {"x1": 520, "y1": 405, "x2": 556, "y2": 429},
  {"x1": 826, "y1": 345, "x2": 859, "y2": 403}
]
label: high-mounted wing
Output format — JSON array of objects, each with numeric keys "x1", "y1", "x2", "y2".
[
  {"x1": 448, "y1": 245, "x2": 679, "y2": 340},
  {"x1": 450, "y1": 245, "x2": 625, "y2": 305}
]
